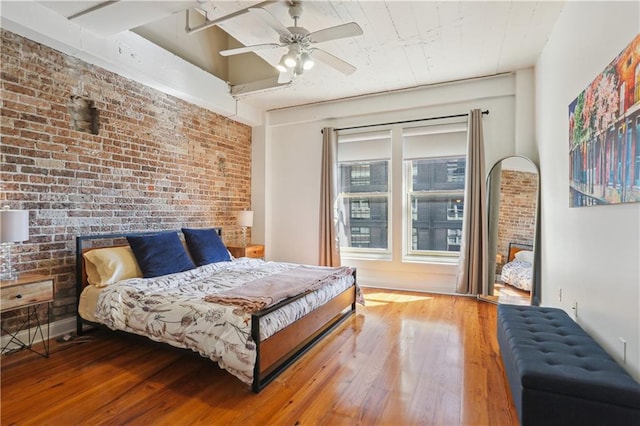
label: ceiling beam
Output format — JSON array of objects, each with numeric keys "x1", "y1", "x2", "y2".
[
  {"x1": 230, "y1": 77, "x2": 291, "y2": 98},
  {"x1": 68, "y1": 1, "x2": 119, "y2": 21},
  {"x1": 186, "y1": 0, "x2": 277, "y2": 35}
]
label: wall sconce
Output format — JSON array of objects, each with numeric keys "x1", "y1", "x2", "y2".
[
  {"x1": 0, "y1": 206, "x2": 30, "y2": 281},
  {"x1": 217, "y1": 155, "x2": 227, "y2": 177},
  {"x1": 236, "y1": 210, "x2": 253, "y2": 247}
]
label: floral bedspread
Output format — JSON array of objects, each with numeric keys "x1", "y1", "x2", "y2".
[
  {"x1": 93, "y1": 258, "x2": 357, "y2": 384},
  {"x1": 500, "y1": 260, "x2": 532, "y2": 291}
]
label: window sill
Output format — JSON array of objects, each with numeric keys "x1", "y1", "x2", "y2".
[
  {"x1": 402, "y1": 254, "x2": 459, "y2": 265},
  {"x1": 340, "y1": 251, "x2": 392, "y2": 261}
]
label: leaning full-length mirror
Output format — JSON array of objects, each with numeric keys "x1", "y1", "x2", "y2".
[{"x1": 483, "y1": 156, "x2": 540, "y2": 305}]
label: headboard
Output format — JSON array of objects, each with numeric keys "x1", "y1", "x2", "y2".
[{"x1": 507, "y1": 242, "x2": 533, "y2": 262}]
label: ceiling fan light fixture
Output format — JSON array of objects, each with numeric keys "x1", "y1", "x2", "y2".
[
  {"x1": 300, "y1": 52, "x2": 314, "y2": 70},
  {"x1": 283, "y1": 46, "x2": 297, "y2": 68},
  {"x1": 276, "y1": 56, "x2": 288, "y2": 73},
  {"x1": 284, "y1": 55, "x2": 297, "y2": 68},
  {"x1": 224, "y1": 2, "x2": 362, "y2": 84}
]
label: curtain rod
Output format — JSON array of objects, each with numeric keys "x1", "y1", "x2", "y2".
[{"x1": 323, "y1": 110, "x2": 489, "y2": 133}]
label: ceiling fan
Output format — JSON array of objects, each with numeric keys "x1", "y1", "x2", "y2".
[{"x1": 219, "y1": 1, "x2": 363, "y2": 82}]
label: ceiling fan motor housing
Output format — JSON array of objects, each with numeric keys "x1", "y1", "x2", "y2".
[{"x1": 281, "y1": 26, "x2": 311, "y2": 48}]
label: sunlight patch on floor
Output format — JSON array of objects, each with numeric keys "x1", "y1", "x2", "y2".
[{"x1": 365, "y1": 292, "x2": 433, "y2": 306}]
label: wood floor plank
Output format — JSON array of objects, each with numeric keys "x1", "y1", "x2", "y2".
[{"x1": 1, "y1": 289, "x2": 517, "y2": 425}]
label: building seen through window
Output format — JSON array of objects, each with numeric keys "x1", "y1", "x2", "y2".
[
  {"x1": 408, "y1": 157, "x2": 466, "y2": 253},
  {"x1": 338, "y1": 157, "x2": 465, "y2": 253},
  {"x1": 338, "y1": 160, "x2": 389, "y2": 249}
]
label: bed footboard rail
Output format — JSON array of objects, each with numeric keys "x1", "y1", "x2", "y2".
[{"x1": 250, "y1": 269, "x2": 357, "y2": 393}]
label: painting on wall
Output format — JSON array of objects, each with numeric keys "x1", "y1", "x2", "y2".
[{"x1": 568, "y1": 32, "x2": 640, "y2": 207}]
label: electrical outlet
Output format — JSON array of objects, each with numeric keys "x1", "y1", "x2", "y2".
[
  {"x1": 619, "y1": 337, "x2": 627, "y2": 364},
  {"x1": 557, "y1": 288, "x2": 562, "y2": 302}
]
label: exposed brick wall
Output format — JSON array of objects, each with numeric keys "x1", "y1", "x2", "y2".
[
  {"x1": 496, "y1": 169, "x2": 538, "y2": 272},
  {"x1": 0, "y1": 30, "x2": 252, "y2": 331}
]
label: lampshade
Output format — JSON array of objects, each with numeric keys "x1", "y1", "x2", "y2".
[
  {"x1": 300, "y1": 52, "x2": 314, "y2": 70},
  {"x1": 237, "y1": 211, "x2": 254, "y2": 228},
  {"x1": 0, "y1": 209, "x2": 29, "y2": 243},
  {"x1": 276, "y1": 57, "x2": 288, "y2": 73},
  {"x1": 283, "y1": 46, "x2": 297, "y2": 68}
]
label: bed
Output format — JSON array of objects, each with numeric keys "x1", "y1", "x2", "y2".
[
  {"x1": 75, "y1": 228, "x2": 360, "y2": 392},
  {"x1": 500, "y1": 243, "x2": 533, "y2": 292}
]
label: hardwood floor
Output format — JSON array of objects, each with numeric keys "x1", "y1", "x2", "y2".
[{"x1": 1, "y1": 289, "x2": 517, "y2": 425}]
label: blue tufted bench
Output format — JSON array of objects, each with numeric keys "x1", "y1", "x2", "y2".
[{"x1": 497, "y1": 304, "x2": 640, "y2": 426}]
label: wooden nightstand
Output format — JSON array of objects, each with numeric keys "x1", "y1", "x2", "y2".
[
  {"x1": 1, "y1": 274, "x2": 54, "y2": 357},
  {"x1": 227, "y1": 244, "x2": 265, "y2": 259}
]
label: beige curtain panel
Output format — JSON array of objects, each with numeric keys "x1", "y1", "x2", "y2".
[
  {"x1": 319, "y1": 128, "x2": 341, "y2": 267},
  {"x1": 456, "y1": 109, "x2": 488, "y2": 295}
]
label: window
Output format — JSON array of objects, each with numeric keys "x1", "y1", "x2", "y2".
[
  {"x1": 446, "y1": 159, "x2": 465, "y2": 183},
  {"x1": 350, "y1": 164, "x2": 370, "y2": 186},
  {"x1": 447, "y1": 197, "x2": 464, "y2": 220},
  {"x1": 406, "y1": 157, "x2": 466, "y2": 254},
  {"x1": 403, "y1": 122, "x2": 467, "y2": 258},
  {"x1": 350, "y1": 198, "x2": 371, "y2": 219},
  {"x1": 338, "y1": 162, "x2": 389, "y2": 250},
  {"x1": 336, "y1": 121, "x2": 468, "y2": 262},
  {"x1": 350, "y1": 227, "x2": 370, "y2": 246},
  {"x1": 337, "y1": 130, "x2": 391, "y2": 254}
]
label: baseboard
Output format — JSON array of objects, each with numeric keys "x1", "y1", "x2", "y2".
[{"x1": 1, "y1": 316, "x2": 77, "y2": 352}]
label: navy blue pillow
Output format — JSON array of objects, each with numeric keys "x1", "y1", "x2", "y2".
[
  {"x1": 182, "y1": 228, "x2": 231, "y2": 266},
  {"x1": 127, "y1": 232, "x2": 195, "y2": 278}
]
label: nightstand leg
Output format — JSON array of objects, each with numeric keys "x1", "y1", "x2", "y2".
[
  {"x1": 27, "y1": 304, "x2": 50, "y2": 357},
  {"x1": 1, "y1": 303, "x2": 50, "y2": 358}
]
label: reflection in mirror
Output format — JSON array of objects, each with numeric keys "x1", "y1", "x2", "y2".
[{"x1": 483, "y1": 156, "x2": 539, "y2": 305}]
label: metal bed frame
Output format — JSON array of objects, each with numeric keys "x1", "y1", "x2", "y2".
[{"x1": 75, "y1": 230, "x2": 356, "y2": 392}]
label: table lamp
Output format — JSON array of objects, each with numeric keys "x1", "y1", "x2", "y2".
[
  {"x1": 0, "y1": 207, "x2": 30, "y2": 280},
  {"x1": 237, "y1": 210, "x2": 253, "y2": 247}
]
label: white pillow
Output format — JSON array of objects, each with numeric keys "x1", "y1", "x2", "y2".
[
  {"x1": 514, "y1": 250, "x2": 534, "y2": 263},
  {"x1": 83, "y1": 246, "x2": 142, "y2": 287}
]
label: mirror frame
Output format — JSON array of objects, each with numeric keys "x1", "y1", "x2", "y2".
[{"x1": 484, "y1": 155, "x2": 540, "y2": 306}]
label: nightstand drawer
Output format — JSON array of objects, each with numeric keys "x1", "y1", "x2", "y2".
[
  {"x1": 0, "y1": 279, "x2": 54, "y2": 312},
  {"x1": 227, "y1": 244, "x2": 265, "y2": 259},
  {"x1": 245, "y1": 245, "x2": 264, "y2": 258}
]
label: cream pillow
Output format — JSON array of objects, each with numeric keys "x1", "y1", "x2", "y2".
[{"x1": 83, "y1": 246, "x2": 142, "y2": 287}]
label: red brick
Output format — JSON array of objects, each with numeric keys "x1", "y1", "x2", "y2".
[{"x1": 1, "y1": 29, "x2": 252, "y2": 331}]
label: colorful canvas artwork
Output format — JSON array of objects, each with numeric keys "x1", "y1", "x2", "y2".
[{"x1": 568, "y1": 33, "x2": 640, "y2": 207}]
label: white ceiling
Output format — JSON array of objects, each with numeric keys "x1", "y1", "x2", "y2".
[{"x1": 37, "y1": 1, "x2": 565, "y2": 111}]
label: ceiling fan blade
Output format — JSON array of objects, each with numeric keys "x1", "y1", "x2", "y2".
[
  {"x1": 219, "y1": 43, "x2": 282, "y2": 57},
  {"x1": 249, "y1": 7, "x2": 292, "y2": 39},
  {"x1": 311, "y1": 49, "x2": 357, "y2": 75},
  {"x1": 308, "y1": 22, "x2": 363, "y2": 44}
]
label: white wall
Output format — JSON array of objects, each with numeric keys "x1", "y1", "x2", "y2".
[
  {"x1": 535, "y1": 1, "x2": 640, "y2": 379},
  {"x1": 256, "y1": 73, "x2": 536, "y2": 293}
]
